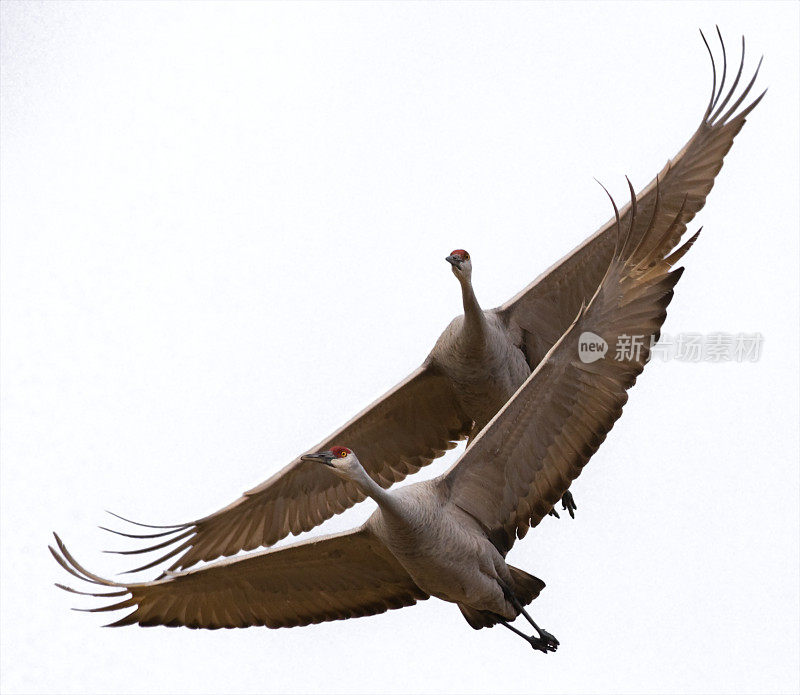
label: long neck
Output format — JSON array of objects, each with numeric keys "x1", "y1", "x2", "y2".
[
  {"x1": 459, "y1": 275, "x2": 486, "y2": 343},
  {"x1": 352, "y1": 467, "x2": 404, "y2": 517}
]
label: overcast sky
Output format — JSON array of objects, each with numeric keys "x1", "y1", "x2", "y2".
[{"x1": 2, "y1": 2, "x2": 798, "y2": 694}]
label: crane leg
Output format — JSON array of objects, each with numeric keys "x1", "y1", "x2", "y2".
[
  {"x1": 497, "y1": 580, "x2": 559, "y2": 652},
  {"x1": 498, "y1": 619, "x2": 558, "y2": 653},
  {"x1": 547, "y1": 490, "x2": 577, "y2": 519},
  {"x1": 508, "y1": 595, "x2": 560, "y2": 651}
]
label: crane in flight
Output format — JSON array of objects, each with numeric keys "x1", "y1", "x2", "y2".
[
  {"x1": 53, "y1": 183, "x2": 699, "y2": 650},
  {"x1": 84, "y1": 29, "x2": 762, "y2": 585}
]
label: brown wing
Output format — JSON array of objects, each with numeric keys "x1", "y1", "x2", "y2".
[
  {"x1": 107, "y1": 364, "x2": 471, "y2": 573},
  {"x1": 443, "y1": 187, "x2": 698, "y2": 555},
  {"x1": 498, "y1": 30, "x2": 764, "y2": 368},
  {"x1": 51, "y1": 526, "x2": 428, "y2": 629}
]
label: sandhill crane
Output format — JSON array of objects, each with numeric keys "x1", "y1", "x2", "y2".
[
  {"x1": 52, "y1": 188, "x2": 699, "y2": 650},
  {"x1": 98, "y1": 29, "x2": 762, "y2": 576}
]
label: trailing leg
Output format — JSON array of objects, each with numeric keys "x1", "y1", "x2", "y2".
[
  {"x1": 498, "y1": 619, "x2": 558, "y2": 653},
  {"x1": 508, "y1": 594, "x2": 560, "y2": 650}
]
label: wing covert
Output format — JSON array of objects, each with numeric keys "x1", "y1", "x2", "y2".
[{"x1": 109, "y1": 363, "x2": 470, "y2": 573}]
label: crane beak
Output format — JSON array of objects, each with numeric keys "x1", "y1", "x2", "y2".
[
  {"x1": 301, "y1": 451, "x2": 335, "y2": 467},
  {"x1": 445, "y1": 255, "x2": 463, "y2": 269}
]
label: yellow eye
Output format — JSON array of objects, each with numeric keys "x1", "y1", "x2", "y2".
[
  {"x1": 339, "y1": 450, "x2": 348, "y2": 458},
  {"x1": 464, "y1": 253, "x2": 470, "y2": 260}
]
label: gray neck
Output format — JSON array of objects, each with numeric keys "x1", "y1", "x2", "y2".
[
  {"x1": 459, "y1": 276, "x2": 486, "y2": 343},
  {"x1": 351, "y1": 467, "x2": 404, "y2": 518}
]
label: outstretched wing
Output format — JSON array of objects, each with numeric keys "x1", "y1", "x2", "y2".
[
  {"x1": 498, "y1": 29, "x2": 763, "y2": 368},
  {"x1": 108, "y1": 363, "x2": 471, "y2": 573},
  {"x1": 51, "y1": 526, "x2": 428, "y2": 629},
  {"x1": 443, "y1": 186, "x2": 698, "y2": 555}
]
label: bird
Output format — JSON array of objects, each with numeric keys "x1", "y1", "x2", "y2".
[
  {"x1": 52, "y1": 183, "x2": 699, "y2": 650},
  {"x1": 95, "y1": 28, "x2": 763, "y2": 577}
]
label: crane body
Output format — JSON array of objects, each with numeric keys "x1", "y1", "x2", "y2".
[
  {"x1": 51, "y1": 32, "x2": 765, "y2": 654},
  {"x1": 96, "y1": 27, "x2": 762, "y2": 573},
  {"x1": 53, "y1": 178, "x2": 703, "y2": 652}
]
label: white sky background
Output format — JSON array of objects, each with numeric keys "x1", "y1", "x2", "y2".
[{"x1": 1, "y1": 2, "x2": 799, "y2": 693}]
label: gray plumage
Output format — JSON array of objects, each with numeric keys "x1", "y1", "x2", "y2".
[
  {"x1": 52, "y1": 180, "x2": 699, "y2": 649},
  {"x1": 79, "y1": 30, "x2": 762, "y2": 585}
]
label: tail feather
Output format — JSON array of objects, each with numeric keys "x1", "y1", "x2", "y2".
[{"x1": 458, "y1": 565, "x2": 545, "y2": 630}]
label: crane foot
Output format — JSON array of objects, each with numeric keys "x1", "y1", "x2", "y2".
[
  {"x1": 547, "y1": 491, "x2": 577, "y2": 519},
  {"x1": 528, "y1": 630, "x2": 559, "y2": 653},
  {"x1": 561, "y1": 490, "x2": 577, "y2": 519}
]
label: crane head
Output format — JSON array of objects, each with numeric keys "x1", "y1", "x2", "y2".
[
  {"x1": 445, "y1": 249, "x2": 472, "y2": 278},
  {"x1": 300, "y1": 447, "x2": 362, "y2": 479}
]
